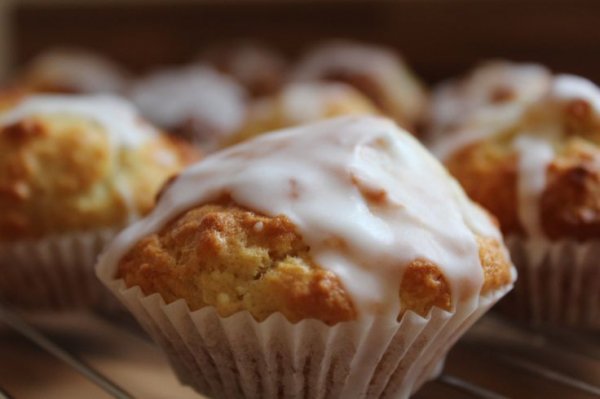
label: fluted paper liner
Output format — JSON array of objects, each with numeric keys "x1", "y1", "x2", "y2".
[
  {"x1": 500, "y1": 237, "x2": 600, "y2": 329},
  {"x1": 0, "y1": 229, "x2": 119, "y2": 310},
  {"x1": 98, "y1": 260, "x2": 512, "y2": 399}
]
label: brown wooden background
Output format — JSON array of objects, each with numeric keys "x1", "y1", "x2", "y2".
[{"x1": 9, "y1": 0, "x2": 600, "y2": 83}]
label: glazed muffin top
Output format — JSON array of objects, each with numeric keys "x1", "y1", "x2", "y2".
[
  {"x1": 21, "y1": 48, "x2": 129, "y2": 94},
  {"x1": 0, "y1": 94, "x2": 197, "y2": 241},
  {"x1": 98, "y1": 116, "x2": 514, "y2": 324},
  {"x1": 223, "y1": 82, "x2": 379, "y2": 146},
  {"x1": 444, "y1": 74, "x2": 600, "y2": 240},
  {"x1": 429, "y1": 60, "x2": 552, "y2": 157},
  {"x1": 130, "y1": 66, "x2": 248, "y2": 149},
  {"x1": 293, "y1": 40, "x2": 428, "y2": 131}
]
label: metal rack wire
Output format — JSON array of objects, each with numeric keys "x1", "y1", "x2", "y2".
[
  {"x1": 0, "y1": 305, "x2": 598, "y2": 399},
  {"x1": 0, "y1": 306, "x2": 133, "y2": 399}
]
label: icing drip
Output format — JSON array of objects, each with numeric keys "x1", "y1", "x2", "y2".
[
  {"x1": 98, "y1": 116, "x2": 499, "y2": 318},
  {"x1": 514, "y1": 136, "x2": 555, "y2": 238},
  {"x1": 0, "y1": 94, "x2": 156, "y2": 148},
  {"x1": 130, "y1": 66, "x2": 247, "y2": 137}
]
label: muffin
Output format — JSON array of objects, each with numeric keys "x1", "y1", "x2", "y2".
[
  {"x1": 97, "y1": 116, "x2": 515, "y2": 398},
  {"x1": 130, "y1": 66, "x2": 248, "y2": 150},
  {"x1": 223, "y1": 82, "x2": 379, "y2": 146},
  {"x1": 0, "y1": 94, "x2": 198, "y2": 308},
  {"x1": 293, "y1": 40, "x2": 428, "y2": 131},
  {"x1": 441, "y1": 74, "x2": 600, "y2": 328},
  {"x1": 19, "y1": 48, "x2": 129, "y2": 94},
  {"x1": 199, "y1": 41, "x2": 288, "y2": 98}
]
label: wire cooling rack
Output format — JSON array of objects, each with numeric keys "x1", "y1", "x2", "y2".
[{"x1": 0, "y1": 306, "x2": 598, "y2": 399}]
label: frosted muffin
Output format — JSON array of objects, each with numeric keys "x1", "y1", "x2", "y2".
[
  {"x1": 0, "y1": 94, "x2": 198, "y2": 308},
  {"x1": 441, "y1": 74, "x2": 600, "y2": 328},
  {"x1": 130, "y1": 66, "x2": 247, "y2": 150},
  {"x1": 20, "y1": 48, "x2": 129, "y2": 94},
  {"x1": 199, "y1": 41, "x2": 288, "y2": 98},
  {"x1": 223, "y1": 82, "x2": 378, "y2": 146},
  {"x1": 293, "y1": 40, "x2": 427, "y2": 131},
  {"x1": 98, "y1": 116, "x2": 514, "y2": 398}
]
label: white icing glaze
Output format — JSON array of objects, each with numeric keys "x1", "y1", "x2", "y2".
[
  {"x1": 514, "y1": 136, "x2": 555, "y2": 237},
  {"x1": 26, "y1": 49, "x2": 127, "y2": 93},
  {"x1": 98, "y1": 116, "x2": 501, "y2": 318},
  {"x1": 432, "y1": 101, "x2": 542, "y2": 160},
  {"x1": 430, "y1": 61, "x2": 551, "y2": 159},
  {"x1": 0, "y1": 94, "x2": 157, "y2": 148},
  {"x1": 130, "y1": 65, "x2": 247, "y2": 137},
  {"x1": 431, "y1": 62, "x2": 551, "y2": 133},
  {"x1": 293, "y1": 41, "x2": 425, "y2": 124},
  {"x1": 552, "y1": 74, "x2": 600, "y2": 113}
]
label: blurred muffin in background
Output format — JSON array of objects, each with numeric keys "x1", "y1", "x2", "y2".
[
  {"x1": 293, "y1": 40, "x2": 428, "y2": 132},
  {"x1": 130, "y1": 65, "x2": 248, "y2": 151},
  {"x1": 223, "y1": 82, "x2": 378, "y2": 146},
  {"x1": 0, "y1": 94, "x2": 198, "y2": 309},
  {"x1": 428, "y1": 60, "x2": 552, "y2": 157},
  {"x1": 440, "y1": 73, "x2": 600, "y2": 328},
  {"x1": 19, "y1": 48, "x2": 130, "y2": 94},
  {"x1": 199, "y1": 41, "x2": 288, "y2": 98},
  {"x1": 98, "y1": 115, "x2": 514, "y2": 399}
]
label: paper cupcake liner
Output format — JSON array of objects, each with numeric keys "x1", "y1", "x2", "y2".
[
  {"x1": 0, "y1": 229, "x2": 120, "y2": 310},
  {"x1": 100, "y1": 272, "x2": 511, "y2": 399},
  {"x1": 499, "y1": 237, "x2": 600, "y2": 329}
]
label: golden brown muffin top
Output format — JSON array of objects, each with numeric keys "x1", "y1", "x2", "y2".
[
  {"x1": 445, "y1": 74, "x2": 600, "y2": 240},
  {"x1": 0, "y1": 94, "x2": 199, "y2": 241},
  {"x1": 117, "y1": 202, "x2": 513, "y2": 325},
  {"x1": 99, "y1": 116, "x2": 514, "y2": 325},
  {"x1": 222, "y1": 82, "x2": 379, "y2": 147}
]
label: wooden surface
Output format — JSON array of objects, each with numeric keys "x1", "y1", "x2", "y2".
[
  {"x1": 0, "y1": 312, "x2": 598, "y2": 398},
  {"x1": 8, "y1": 0, "x2": 600, "y2": 83},
  {"x1": 0, "y1": 313, "x2": 199, "y2": 399}
]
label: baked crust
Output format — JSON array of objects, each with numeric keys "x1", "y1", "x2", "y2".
[
  {"x1": 117, "y1": 202, "x2": 513, "y2": 324},
  {"x1": 0, "y1": 113, "x2": 198, "y2": 241},
  {"x1": 540, "y1": 140, "x2": 600, "y2": 239},
  {"x1": 446, "y1": 138, "x2": 523, "y2": 236},
  {"x1": 447, "y1": 134, "x2": 600, "y2": 240}
]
